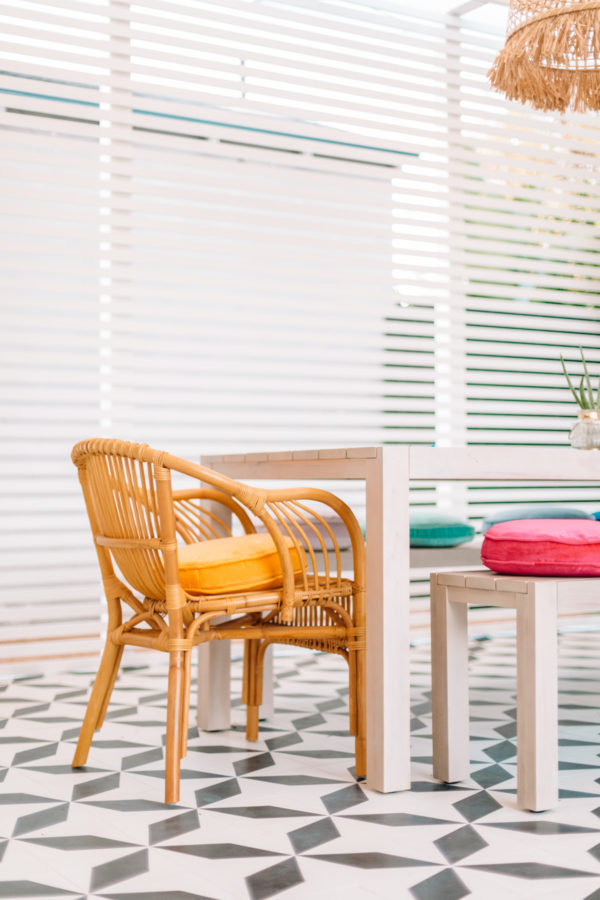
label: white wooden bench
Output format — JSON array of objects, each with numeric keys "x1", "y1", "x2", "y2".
[{"x1": 430, "y1": 568, "x2": 600, "y2": 811}]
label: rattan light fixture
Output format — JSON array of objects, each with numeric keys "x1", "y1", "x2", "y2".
[{"x1": 488, "y1": 0, "x2": 600, "y2": 112}]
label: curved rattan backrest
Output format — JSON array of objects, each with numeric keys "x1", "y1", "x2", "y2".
[
  {"x1": 73, "y1": 438, "x2": 263, "y2": 604},
  {"x1": 73, "y1": 439, "x2": 171, "y2": 599}
]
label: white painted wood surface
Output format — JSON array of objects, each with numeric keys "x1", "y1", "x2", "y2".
[
  {"x1": 196, "y1": 494, "x2": 233, "y2": 732},
  {"x1": 431, "y1": 569, "x2": 592, "y2": 811},
  {"x1": 200, "y1": 445, "x2": 600, "y2": 795},
  {"x1": 517, "y1": 582, "x2": 559, "y2": 812},
  {"x1": 365, "y1": 446, "x2": 412, "y2": 792},
  {"x1": 431, "y1": 577, "x2": 470, "y2": 785},
  {"x1": 197, "y1": 636, "x2": 232, "y2": 732},
  {"x1": 410, "y1": 446, "x2": 600, "y2": 481}
]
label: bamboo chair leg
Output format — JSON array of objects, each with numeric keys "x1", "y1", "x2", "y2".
[
  {"x1": 348, "y1": 651, "x2": 357, "y2": 736},
  {"x1": 165, "y1": 650, "x2": 185, "y2": 804},
  {"x1": 246, "y1": 710, "x2": 259, "y2": 741},
  {"x1": 242, "y1": 639, "x2": 251, "y2": 708},
  {"x1": 95, "y1": 645, "x2": 124, "y2": 730},
  {"x1": 354, "y1": 646, "x2": 366, "y2": 779},
  {"x1": 72, "y1": 639, "x2": 123, "y2": 768},
  {"x1": 179, "y1": 649, "x2": 192, "y2": 759},
  {"x1": 244, "y1": 639, "x2": 263, "y2": 742}
]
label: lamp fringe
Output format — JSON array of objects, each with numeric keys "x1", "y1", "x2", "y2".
[{"x1": 489, "y1": 5, "x2": 600, "y2": 112}]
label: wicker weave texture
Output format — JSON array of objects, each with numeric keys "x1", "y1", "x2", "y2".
[
  {"x1": 489, "y1": 0, "x2": 600, "y2": 111},
  {"x1": 506, "y1": 0, "x2": 598, "y2": 35},
  {"x1": 71, "y1": 439, "x2": 366, "y2": 803}
]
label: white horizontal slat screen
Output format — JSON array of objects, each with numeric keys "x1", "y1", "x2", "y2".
[
  {"x1": 0, "y1": 1, "x2": 108, "y2": 674},
  {"x1": 2, "y1": 0, "x2": 600, "y2": 674},
  {"x1": 105, "y1": 0, "x2": 440, "y2": 459},
  {"x1": 105, "y1": 0, "x2": 441, "y2": 535},
  {"x1": 405, "y1": 11, "x2": 600, "y2": 639},
  {"x1": 436, "y1": 15, "x2": 600, "y2": 538}
]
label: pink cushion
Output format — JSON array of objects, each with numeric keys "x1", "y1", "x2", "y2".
[{"x1": 481, "y1": 519, "x2": 600, "y2": 577}]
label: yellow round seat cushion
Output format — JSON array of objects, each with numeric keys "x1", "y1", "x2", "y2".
[{"x1": 177, "y1": 532, "x2": 305, "y2": 595}]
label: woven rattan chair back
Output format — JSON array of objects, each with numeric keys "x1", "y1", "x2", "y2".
[
  {"x1": 72, "y1": 438, "x2": 366, "y2": 804},
  {"x1": 82, "y1": 447, "x2": 168, "y2": 599}
]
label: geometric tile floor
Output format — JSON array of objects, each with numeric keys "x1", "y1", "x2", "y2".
[{"x1": 2, "y1": 631, "x2": 600, "y2": 899}]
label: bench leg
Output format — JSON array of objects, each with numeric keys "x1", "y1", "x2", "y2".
[
  {"x1": 431, "y1": 577, "x2": 470, "y2": 783},
  {"x1": 516, "y1": 582, "x2": 559, "y2": 812}
]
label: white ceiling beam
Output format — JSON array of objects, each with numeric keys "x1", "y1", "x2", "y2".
[{"x1": 450, "y1": 0, "x2": 508, "y2": 14}]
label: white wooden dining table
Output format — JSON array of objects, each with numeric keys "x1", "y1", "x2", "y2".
[{"x1": 196, "y1": 445, "x2": 600, "y2": 794}]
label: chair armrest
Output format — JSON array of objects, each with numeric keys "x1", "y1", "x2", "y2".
[
  {"x1": 163, "y1": 455, "x2": 364, "y2": 623},
  {"x1": 161, "y1": 453, "x2": 269, "y2": 514},
  {"x1": 262, "y1": 487, "x2": 365, "y2": 587}
]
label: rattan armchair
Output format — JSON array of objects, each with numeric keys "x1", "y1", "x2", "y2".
[{"x1": 71, "y1": 439, "x2": 366, "y2": 803}]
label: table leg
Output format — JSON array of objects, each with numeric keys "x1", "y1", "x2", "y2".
[
  {"x1": 365, "y1": 445, "x2": 411, "y2": 792},
  {"x1": 516, "y1": 582, "x2": 559, "y2": 812},
  {"x1": 431, "y1": 579, "x2": 469, "y2": 783},
  {"x1": 197, "y1": 639, "x2": 231, "y2": 731},
  {"x1": 197, "y1": 641, "x2": 273, "y2": 731},
  {"x1": 196, "y1": 494, "x2": 233, "y2": 731}
]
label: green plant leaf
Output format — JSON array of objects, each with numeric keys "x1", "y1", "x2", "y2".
[
  {"x1": 579, "y1": 375, "x2": 590, "y2": 409},
  {"x1": 560, "y1": 354, "x2": 582, "y2": 406},
  {"x1": 580, "y1": 346, "x2": 595, "y2": 409}
]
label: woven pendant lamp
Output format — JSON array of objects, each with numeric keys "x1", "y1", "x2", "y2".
[{"x1": 488, "y1": 0, "x2": 600, "y2": 112}]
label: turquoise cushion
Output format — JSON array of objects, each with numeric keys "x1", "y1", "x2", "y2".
[
  {"x1": 481, "y1": 505, "x2": 592, "y2": 534},
  {"x1": 410, "y1": 511, "x2": 475, "y2": 547}
]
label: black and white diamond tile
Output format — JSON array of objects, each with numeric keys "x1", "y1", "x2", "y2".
[{"x1": 2, "y1": 634, "x2": 600, "y2": 898}]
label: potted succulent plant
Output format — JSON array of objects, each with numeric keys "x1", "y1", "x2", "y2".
[{"x1": 560, "y1": 347, "x2": 600, "y2": 450}]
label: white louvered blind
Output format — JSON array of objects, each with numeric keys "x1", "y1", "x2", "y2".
[
  {"x1": 2, "y1": 0, "x2": 600, "y2": 674},
  {"x1": 105, "y1": 0, "x2": 442, "y2": 457},
  {"x1": 441, "y1": 14, "x2": 600, "y2": 527},
  {"x1": 102, "y1": 0, "x2": 445, "y2": 540},
  {"x1": 0, "y1": 1, "x2": 108, "y2": 674},
  {"x1": 404, "y1": 11, "x2": 600, "y2": 639}
]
